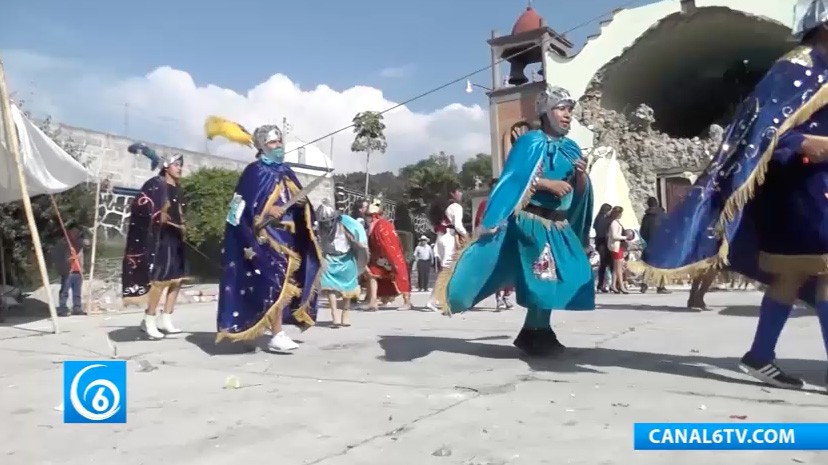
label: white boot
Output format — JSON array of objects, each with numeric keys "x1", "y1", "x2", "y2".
[
  {"x1": 496, "y1": 297, "x2": 506, "y2": 311},
  {"x1": 156, "y1": 313, "x2": 182, "y2": 334},
  {"x1": 267, "y1": 331, "x2": 299, "y2": 352},
  {"x1": 140, "y1": 314, "x2": 165, "y2": 340}
]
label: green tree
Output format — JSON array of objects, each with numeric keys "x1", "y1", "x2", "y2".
[
  {"x1": 458, "y1": 153, "x2": 492, "y2": 191},
  {"x1": 350, "y1": 111, "x2": 387, "y2": 195},
  {"x1": 181, "y1": 167, "x2": 239, "y2": 247},
  {"x1": 400, "y1": 152, "x2": 461, "y2": 223},
  {"x1": 179, "y1": 167, "x2": 240, "y2": 281}
]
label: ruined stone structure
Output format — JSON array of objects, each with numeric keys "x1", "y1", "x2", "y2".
[
  {"x1": 577, "y1": 89, "x2": 723, "y2": 217},
  {"x1": 483, "y1": 0, "x2": 795, "y2": 220}
]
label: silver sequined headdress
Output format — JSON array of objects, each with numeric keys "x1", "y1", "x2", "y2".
[
  {"x1": 793, "y1": 0, "x2": 828, "y2": 39},
  {"x1": 535, "y1": 84, "x2": 577, "y2": 117},
  {"x1": 252, "y1": 125, "x2": 283, "y2": 153}
]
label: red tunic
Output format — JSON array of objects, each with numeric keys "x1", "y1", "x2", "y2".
[
  {"x1": 366, "y1": 214, "x2": 411, "y2": 297},
  {"x1": 474, "y1": 199, "x2": 487, "y2": 229}
]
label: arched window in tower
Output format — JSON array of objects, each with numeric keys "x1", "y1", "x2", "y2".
[
  {"x1": 510, "y1": 121, "x2": 532, "y2": 144},
  {"x1": 297, "y1": 146, "x2": 306, "y2": 165}
]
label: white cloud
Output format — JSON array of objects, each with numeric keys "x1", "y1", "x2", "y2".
[
  {"x1": 379, "y1": 64, "x2": 416, "y2": 79},
  {"x1": 2, "y1": 50, "x2": 490, "y2": 173}
]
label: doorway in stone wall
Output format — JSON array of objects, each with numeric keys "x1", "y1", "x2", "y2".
[{"x1": 658, "y1": 176, "x2": 693, "y2": 213}]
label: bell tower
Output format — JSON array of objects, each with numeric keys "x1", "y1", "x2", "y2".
[{"x1": 486, "y1": 3, "x2": 573, "y2": 176}]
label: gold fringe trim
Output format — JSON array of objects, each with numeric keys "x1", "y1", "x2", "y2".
[
  {"x1": 758, "y1": 251, "x2": 828, "y2": 276},
  {"x1": 215, "y1": 176, "x2": 325, "y2": 342},
  {"x1": 639, "y1": 76, "x2": 828, "y2": 282},
  {"x1": 432, "y1": 237, "x2": 476, "y2": 316},
  {"x1": 215, "y1": 256, "x2": 302, "y2": 343},
  {"x1": 121, "y1": 277, "x2": 187, "y2": 308},
  {"x1": 285, "y1": 178, "x2": 324, "y2": 332}
]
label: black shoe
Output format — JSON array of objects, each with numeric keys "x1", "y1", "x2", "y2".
[
  {"x1": 57, "y1": 308, "x2": 71, "y2": 317},
  {"x1": 514, "y1": 328, "x2": 565, "y2": 357},
  {"x1": 71, "y1": 308, "x2": 87, "y2": 316},
  {"x1": 738, "y1": 353, "x2": 804, "y2": 389},
  {"x1": 657, "y1": 287, "x2": 671, "y2": 294}
]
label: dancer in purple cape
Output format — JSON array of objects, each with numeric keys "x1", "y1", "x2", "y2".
[{"x1": 215, "y1": 124, "x2": 323, "y2": 352}]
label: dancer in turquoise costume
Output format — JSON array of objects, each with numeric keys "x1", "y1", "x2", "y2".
[
  {"x1": 437, "y1": 84, "x2": 595, "y2": 357},
  {"x1": 642, "y1": 1, "x2": 828, "y2": 389},
  {"x1": 315, "y1": 200, "x2": 369, "y2": 327},
  {"x1": 216, "y1": 124, "x2": 323, "y2": 353}
]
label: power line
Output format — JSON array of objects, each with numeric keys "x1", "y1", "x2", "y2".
[{"x1": 282, "y1": 0, "x2": 641, "y2": 157}]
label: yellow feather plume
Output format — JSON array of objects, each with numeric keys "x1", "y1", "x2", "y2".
[{"x1": 204, "y1": 115, "x2": 253, "y2": 147}]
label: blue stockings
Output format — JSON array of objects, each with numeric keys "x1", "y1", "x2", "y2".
[
  {"x1": 523, "y1": 308, "x2": 551, "y2": 330},
  {"x1": 747, "y1": 294, "x2": 792, "y2": 363}
]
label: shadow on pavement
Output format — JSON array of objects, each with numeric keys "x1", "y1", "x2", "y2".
[
  {"x1": 376, "y1": 334, "x2": 826, "y2": 389},
  {"x1": 596, "y1": 303, "x2": 702, "y2": 313},
  {"x1": 184, "y1": 331, "x2": 259, "y2": 356},
  {"x1": 717, "y1": 305, "x2": 813, "y2": 318},
  {"x1": 0, "y1": 298, "x2": 54, "y2": 327}
]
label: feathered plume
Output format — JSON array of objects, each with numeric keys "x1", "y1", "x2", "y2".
[
  {"x1": 127, "y1": 142, "x2": 162, "y2": 170},
  {"x1": 204, "y1": 115, "x2": 253, "y2": 147}
]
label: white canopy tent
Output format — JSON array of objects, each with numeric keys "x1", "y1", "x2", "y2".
[
  {"x1": 0, "y1": 104, "x2": 92, "y2": 201},
  {"x1": 0, "y1": 58, "x2": 93, "y2": 332},
  {"x1": 587, "y1": 147, "x2": 640, "y2": 237}
]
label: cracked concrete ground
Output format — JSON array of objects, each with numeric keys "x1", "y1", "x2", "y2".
[{"x1": 1, "y1": 289, "x2": 826, "y2": 465}]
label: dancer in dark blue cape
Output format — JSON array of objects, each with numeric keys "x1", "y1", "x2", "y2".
[
  {"x1": 122, "y1": 143, "x2": 187, "y2": 340},
  {"x1": 215, "y1": 124, "x2": 323, "y2": 352},
  {"x1": 642, "y1": 1, "x2": 828, "y2": 389},
  {"x1": 436, "y1": 84, "x2": 595, "y2": 357}
]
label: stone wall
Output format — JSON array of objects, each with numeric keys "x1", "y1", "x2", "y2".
[
  {"x1": 576, "y1": 87, "x2": 724, "y2": 218},
  {"x1": 49, "y1": 123, "x2": 334, "y2": 234}
]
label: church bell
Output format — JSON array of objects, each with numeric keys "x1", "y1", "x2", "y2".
[{"x1": 507, "y1": 58, "x2": 529, "y2": 86}]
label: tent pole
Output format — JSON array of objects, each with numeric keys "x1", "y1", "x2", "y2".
[
  {"x1": 85, "y1": 163, "x2": 103, "y2": 313},
  {"x1": 0, "y1": 57, "x2": 60, "y2": 333},
  {"x1": 0, "y1": 234, "x2": 7, "y2": 319}
]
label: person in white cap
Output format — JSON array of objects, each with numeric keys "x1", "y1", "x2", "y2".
[{"x1": 413, "y1": 235, "x2": 435, "y2": 292}]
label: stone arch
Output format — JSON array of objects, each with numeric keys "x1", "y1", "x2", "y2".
[
  {"x1": 502, "y1": 120, "x2": 534, "y2": 157},
  {"x1": 582, "y1": 7, "x2": 792, "y2": 138}
]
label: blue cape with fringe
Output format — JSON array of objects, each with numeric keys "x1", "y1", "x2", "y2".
[{"x1": 642, "y1": 45, "x2": 828, "y2": 306}]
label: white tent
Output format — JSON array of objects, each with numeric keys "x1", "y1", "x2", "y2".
[
  {"x1": 587, "y1": 147, "x2": 640, "y2": 236},
  {"x1": 0, "y1": 103, "x2": 92, "y2": 202},
  {"x1": 0, "y1": 58, "x2": 93, "y2": 332}
]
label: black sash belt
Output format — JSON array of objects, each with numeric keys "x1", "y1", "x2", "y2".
[{"x1": 523, "y1": 204, "x2": 567, "y2": 222}]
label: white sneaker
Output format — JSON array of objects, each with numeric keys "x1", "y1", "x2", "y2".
[
  {"x1": 496, "y1": 298, "x2": 506, "y2": 311},
  {"x1": 426, "y1": 301, "x2": 442, "y2": 313},
  {"x1": 140, "y1": 315, "x2": 165, "y2": 340},
  {"x1": 504, "y1": 297, "x2": 514, "y2": 309},
  {"x1": 156, "y1": 313, "x2": 182, "y2": 334},
  {"x1": 267, "y1": 331, "x2": 299, "y2": 352}
]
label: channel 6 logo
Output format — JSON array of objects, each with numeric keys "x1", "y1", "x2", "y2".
[{"x1": 63, "y1": 360, "x2": 127, "y2": 423}]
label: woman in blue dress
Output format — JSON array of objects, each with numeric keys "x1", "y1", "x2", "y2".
[{"x1": 435, "y1": 84, "x2": 595, "y2": 357}]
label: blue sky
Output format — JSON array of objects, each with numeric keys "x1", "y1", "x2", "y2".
[{"x1": 0, "y1": 0, "x2": 655, "y2": 171}]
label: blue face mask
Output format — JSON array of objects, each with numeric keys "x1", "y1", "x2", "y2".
[{"x1": 261, "y1": 147, "x2": 285, "y2": 165}]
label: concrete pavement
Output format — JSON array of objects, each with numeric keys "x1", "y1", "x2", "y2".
[{"x1": 0, "y1": 289, "x2": 826, "y2": 465}]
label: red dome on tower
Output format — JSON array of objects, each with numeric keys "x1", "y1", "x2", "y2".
[{"x1": 511, "y1": 6, "x2": 544, "y2": 35}]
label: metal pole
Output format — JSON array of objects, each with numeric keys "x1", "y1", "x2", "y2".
[
  {"x1": 0, "y1": 234, "x2": 7, "y2": 319},
  {"x1": 0, "y1": 57, "x2": 60, "y2": 333},
  {"x1": 85, "y1": 159, "x2": 104, "y2": 313}
]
